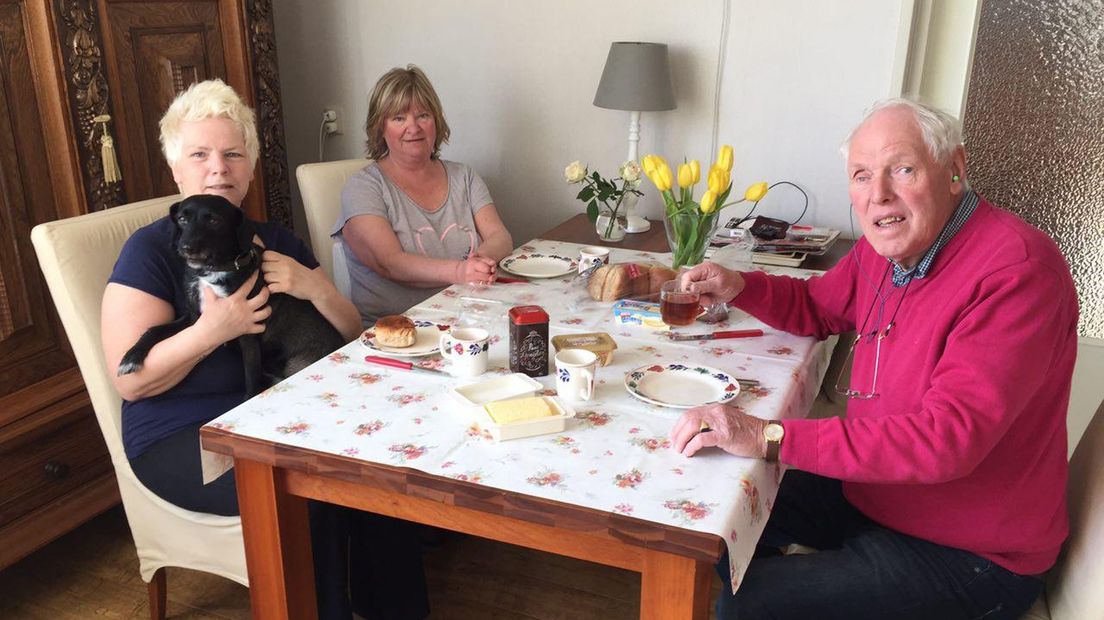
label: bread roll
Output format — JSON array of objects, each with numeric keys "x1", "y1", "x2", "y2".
[
  {"x1": 586, "y1": 263, "x2": 679, "y2": 302},
  {"x1": 374, "y1": 315, "x2": 416, "y2": 347}
]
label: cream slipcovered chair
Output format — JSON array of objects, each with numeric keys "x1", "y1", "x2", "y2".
[
  {"x1": 30, "y1": 196, "x2": 247, "y2": 620},
  {"x1": 1021, "y1": 337, "x2": 1104, "y2": 619},
  {"x1": 296, "y1": 158, "x2": 370, "y2": 299}
]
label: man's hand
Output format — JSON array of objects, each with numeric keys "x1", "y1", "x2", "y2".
[
  {"x1": 678, "y1": 261, "x2": 746, "y2": 308},
  {"x1": 669, "y1": 402, "x2": 768, "y2": 458}
]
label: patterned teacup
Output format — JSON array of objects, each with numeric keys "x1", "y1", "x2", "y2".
[
  {"x1": 554, "y1": 348, "x2": 598, "y2": 402},
  {"x1": 578, "y1": 246, "x2": 611, "y2": 274},
  {"x1": 439, "y1": 327, "x2": 490, "y2": 377}
]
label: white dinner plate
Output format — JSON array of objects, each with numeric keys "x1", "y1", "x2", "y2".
[
  {"x1": 624, "y1": 363, "x2": 741, "y2": 408},
  {"x1": 499, "y1": 252, "x2": 578, "y2": 278},
  {"x1": 360, "y1": 320, "x2": 449, "y2": 357}
]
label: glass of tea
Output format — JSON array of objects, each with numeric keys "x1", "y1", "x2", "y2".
[{"x1": 660, "y1": 279, "x2": 701, "y2": 326}]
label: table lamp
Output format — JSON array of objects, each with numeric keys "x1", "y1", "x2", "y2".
[{"x1": 593, "y1": 41, "x2": 677, "y2": 233}]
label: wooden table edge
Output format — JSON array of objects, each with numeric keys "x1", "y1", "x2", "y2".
[{"x1": 200, "y1": 425, "x2": 726, "y2": 565}]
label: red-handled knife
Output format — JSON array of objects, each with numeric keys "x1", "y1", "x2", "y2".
[
  {"x1": 364, "y1": 355, "x2": 450, "y2": 376},
  {"x1": 667, "y1": 329, "x2": 764, "y2": 341},
  {"x1": 495, "y1": 276, "x2": 529, "y2": 284}
]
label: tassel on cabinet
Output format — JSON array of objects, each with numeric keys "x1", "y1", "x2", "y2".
[{"x1": 93, "y1": 114, "x2": 121, "y2": 184}]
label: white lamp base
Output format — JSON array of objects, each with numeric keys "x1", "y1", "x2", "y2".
[{"x1": 624, "y1": 215, "x2": 651, "y2": 233}]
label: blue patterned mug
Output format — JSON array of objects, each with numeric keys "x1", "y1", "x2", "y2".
[
  {"x1": 554, "y1": 348, "x2": 598, "y2": 402},
  {"x1": 439, "y1": 327, "x2": 490, "y2": 377}
]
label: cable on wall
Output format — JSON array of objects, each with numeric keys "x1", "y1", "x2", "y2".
[{"x1": 709, "y1": 0, "x2": 733, "y2": 159}]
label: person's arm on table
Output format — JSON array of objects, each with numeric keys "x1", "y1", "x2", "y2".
[
  {"x1": 342, "y1": 214, "x2": 498, "y2": 287},
  {"x1": 471, "y1": 203, "x2": 513, "y2": 261}
]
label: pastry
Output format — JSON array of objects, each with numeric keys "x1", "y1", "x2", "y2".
[{"x1": 374, "y1": 315, "x2": 417, "y2": 347}]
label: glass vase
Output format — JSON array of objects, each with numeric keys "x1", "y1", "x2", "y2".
[
  {"x1": 595, "y1": 212, "x2": 627, "y2": 242},
  {"x1": 664, "y1": 210, "x2": 721, "y2": 269}
]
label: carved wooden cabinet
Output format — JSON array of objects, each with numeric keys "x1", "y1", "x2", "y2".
[{"x1": 0, "y1": 0, "x2": 290, "y2": 569}]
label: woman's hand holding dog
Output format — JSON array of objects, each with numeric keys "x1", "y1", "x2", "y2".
[
  {"x1": 261, "y1": 249, "x2": 363, "y2": 342},
  {"x1": 261, "y1": 250, "x2": 326, "y2": 301},
  {"x1": 196, "y1": 271, "x2": 271, "y2": 345}
]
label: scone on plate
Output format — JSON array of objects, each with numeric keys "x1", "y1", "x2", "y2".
[{"x1": 374, "y1": 315, "x2": 416, "y2": 347}]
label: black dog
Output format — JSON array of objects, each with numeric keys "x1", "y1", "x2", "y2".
[{"x1": 118, "y1": 194, "x2": 346, "y2": 397}]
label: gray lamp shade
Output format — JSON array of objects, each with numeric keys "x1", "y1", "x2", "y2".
[{"x1": 593, "y1": 42, "x2": 676, "y2": 112}]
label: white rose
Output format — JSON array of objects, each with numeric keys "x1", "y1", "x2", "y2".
[
  {"x1": 565, "y1": 160, "x2": 587, "y2": 184},
  {"x1": 619, "y1": 160, "x2": 642, "y2": 183}
]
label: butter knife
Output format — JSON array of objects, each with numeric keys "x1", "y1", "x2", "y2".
[
  {"x1": 364, "y1": 355, "x2": 449, "y2": 376},
  {"x1": 667, "y1": 329, "x2": 764, "y2": 341}
]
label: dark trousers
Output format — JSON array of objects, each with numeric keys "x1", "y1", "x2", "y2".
[
  {"x1": 130, "y1": 422, "x2": 429, "y2": 620},
  {"x1": 716, "y1": 470, "x2": 1044, "y2": 620}
]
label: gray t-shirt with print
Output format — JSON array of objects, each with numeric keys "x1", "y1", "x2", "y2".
[{"x1": 333, "y1": 159, "x2": 493, "y2": 324}]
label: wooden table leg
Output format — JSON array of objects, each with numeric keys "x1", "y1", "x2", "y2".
[
  {"x1": 640, "y1": 550, "x2": 712, "y2": 620},
  {"x1": 234, "y1": 458, "x2": 318, "y2": 620}
]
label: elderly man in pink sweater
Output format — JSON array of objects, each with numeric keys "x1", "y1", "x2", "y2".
[{"x1": 675, "y1": 98, "x2": 1077, "y2": 620}]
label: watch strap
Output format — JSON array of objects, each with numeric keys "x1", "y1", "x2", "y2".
[{"x1": 764, "y1": 420, "x2": 783, "y2": 462}]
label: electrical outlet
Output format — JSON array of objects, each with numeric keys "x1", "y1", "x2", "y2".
[{"x1": 321, "y1": 108, "x2": 341, "y2": 135}]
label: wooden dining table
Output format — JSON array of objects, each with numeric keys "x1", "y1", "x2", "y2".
[{"x1": 200, "y1": 216, "x2": 849, "y2": 619}]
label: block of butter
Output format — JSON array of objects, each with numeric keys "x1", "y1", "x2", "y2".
[{"x1": 480, "y1": 395, "x2": 573, "y2": 441}]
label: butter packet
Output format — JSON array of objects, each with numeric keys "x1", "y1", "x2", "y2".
[
  {"x1": 550, "y1": 332, "x2": 618, "y2": 366},
  {"x1": 612, "y1": 299, "x2": 669, "y2": 330}
]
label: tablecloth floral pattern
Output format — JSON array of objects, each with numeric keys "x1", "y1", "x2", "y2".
[{"x1": 202, "y1": 239, "x2": 836, "y2": 593}]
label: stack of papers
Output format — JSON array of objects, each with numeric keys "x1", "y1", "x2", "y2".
[{"x1": 710, "y1": 219, "x2": 840, "y2": 267}]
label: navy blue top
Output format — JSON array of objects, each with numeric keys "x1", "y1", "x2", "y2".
[{"x1": 108, "y1": 215, "x2": 318, "y2": 459}]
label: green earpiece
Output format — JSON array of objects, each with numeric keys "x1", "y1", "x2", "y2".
[{"x1": 952, "y1": 175, "x2": 960, "y2": 182}]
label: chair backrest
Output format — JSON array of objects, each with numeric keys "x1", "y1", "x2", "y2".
[
  {"x1": 30, "y1": 196, "x2": 177, "y2": 466},
  {"x1": 296, "y1": 158, "x2": 369, "y2": 298},
  {"x1": 31, "y1": 195, "x2": 247, "y2": 587},
  {"x1": 1047, "y1": 396, "x2": 1104, "y2": 619}
]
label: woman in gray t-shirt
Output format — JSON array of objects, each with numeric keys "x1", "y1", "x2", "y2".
[{"x1": 333, "y1": 65, "x2": 512, "y2": 324}]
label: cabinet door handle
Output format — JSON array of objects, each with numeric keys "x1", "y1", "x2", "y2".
[{"x1": 44, "y1": 461, "x2": 70, "y2": 479}]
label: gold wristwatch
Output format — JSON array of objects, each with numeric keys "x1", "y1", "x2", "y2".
[{"x1": 764, "y1": 420, "x2": 785, "y2": 462}]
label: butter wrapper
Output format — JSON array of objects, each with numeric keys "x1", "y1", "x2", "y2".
[
  {"x1": 612, "y1": 299, "x2": 669, "y2": 330},
  {"x1": 551, "y1": 332, "x2": 618, "y2": 366}
]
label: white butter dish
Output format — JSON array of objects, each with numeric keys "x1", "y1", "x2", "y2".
[
  {"x1": 450, "y1": 373, "x2": 543, "y2": 408},
  {"x1": 479, "y1": 395, "x2": 574, "y2": 441}
]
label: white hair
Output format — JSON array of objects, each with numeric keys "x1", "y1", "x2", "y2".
[
  {"x1": 840, "y1": 97, "x2": 963, "y2": 164},
  {"x1": 159, "y1": 79, "x2": 259, "y2": 167}
]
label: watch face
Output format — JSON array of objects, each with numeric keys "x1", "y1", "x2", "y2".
[{"x1": 765, "y1": 423, "x2": 784, "y2": 441}]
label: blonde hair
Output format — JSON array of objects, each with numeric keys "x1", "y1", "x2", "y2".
[
  {"x1": 364, "y1": 64, "x2": 450, "y2": 160},
  {"x1": 159, "y1": 79, "x2": 259, "y2": 167}
]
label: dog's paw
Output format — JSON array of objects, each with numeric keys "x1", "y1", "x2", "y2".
[{"x1": 117, "y1": 357, "x2": 143, "y2": 376}]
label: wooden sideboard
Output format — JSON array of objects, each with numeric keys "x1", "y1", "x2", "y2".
[{"x1": 0, "y1": 0, "x2": 290, "y2": 570}]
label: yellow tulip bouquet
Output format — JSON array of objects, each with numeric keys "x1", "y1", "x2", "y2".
[{"x1": 642, "y1": 145, "x2": 769, "y2": 269}]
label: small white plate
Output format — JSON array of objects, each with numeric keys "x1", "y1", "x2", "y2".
[
  {"x1": 450, "y1": 373, "x2": 544, "y2": 408},
  {"x1": 499, "y1": 252, "x2": 578, "y2": 278},
  {"x1": 360, "y1": 320, "x2": 449, "y2": 357},
  {"x1": 624, "y1": 363, "x2": 741, "y2": 408}
]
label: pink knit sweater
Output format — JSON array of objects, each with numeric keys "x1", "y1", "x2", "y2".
[{"x1": 735, "y1": 198, "x2": 1076, "y2": 575}]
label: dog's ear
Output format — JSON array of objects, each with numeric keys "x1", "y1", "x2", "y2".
[
  {"x1": 169, "y1": 200, "x2": 184, "y2": 246},
  {"x1": 232, "y1": 207, "x2": 256, "y2": 252}
]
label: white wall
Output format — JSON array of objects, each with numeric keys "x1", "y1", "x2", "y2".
[{"x1": 274, "y1": 0, "x2": 905, "y2": 246}]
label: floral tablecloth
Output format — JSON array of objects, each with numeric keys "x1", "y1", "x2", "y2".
[{"x1": 202, "y1": 238, "x2": 836, "y2": 592}]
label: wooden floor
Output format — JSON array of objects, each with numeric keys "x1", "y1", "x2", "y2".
[{"x1": 0, "y1": 505, "x2": 722, "y2": 619}]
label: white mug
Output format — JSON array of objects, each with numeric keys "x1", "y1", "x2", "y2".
[
  {"x1": 578, "y1": 246, "x2": 611, "y2": 274},
  {"x1": 554, "y1": 348, "x2": 598, "y2": 402},
  {"x1": 439, "y1": 327, "x2": 490, "y2": 377}
]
